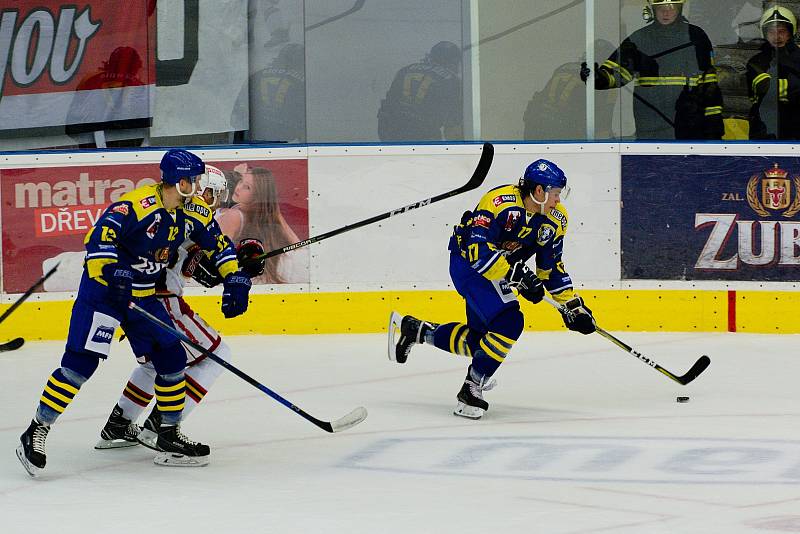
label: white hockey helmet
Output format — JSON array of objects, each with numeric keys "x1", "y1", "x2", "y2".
[
  {"x1": 760, "y1": 5, "x2": 797, "y2": 35},
  {"x1": 196, "y1": 165, "x2": 228, "y2": 209}
]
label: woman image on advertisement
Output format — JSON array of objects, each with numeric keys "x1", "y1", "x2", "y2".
[{"x1": 216, "y1": 166, "x2": 307, "y2": 284}]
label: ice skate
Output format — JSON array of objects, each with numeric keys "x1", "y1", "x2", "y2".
[
  {"x1": 453, "y1": 368, "x2": 497, "y2": 420},
  {"x1": 387, "y1": 311, "x2": 439, "y2": 363},
  {"x1": 152, "y1": 425, "x2": 210, "y2": 467},
  {"x1": 136, "y1": 409, "x2": 163, "y2": 451},
  {"x1": 16, "y1": 419, "x2": 50, "y2": 476},
  {"x1": 95, "y1": 404, "x2": 141, "y2": 449}
]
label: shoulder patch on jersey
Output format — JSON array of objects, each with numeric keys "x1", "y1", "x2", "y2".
[
  {"x1": 140, "y1": 196, "x2": 157, "y2": 209},
  {"x1": 110, "y1": 204, "x2": 129, "y2": 216},
  {"x1": 492, "y1": 194, "x2": 517, "y2": 207},
  {"x1": 474, "y1": 214, "x2": 492, "y2": 228},
  {"x1": 537, "y1": 224, "x2": 556, "y2": 246},
  {"x1": 548, "y1": 207, "x2": 567, "y2": 231}
]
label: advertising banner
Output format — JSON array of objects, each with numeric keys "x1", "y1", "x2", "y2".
[
  {"x1": 1, "y1": 158, "x2": 308, "y2": 293},
  {"x1": 0, "y1": 1, "x2": 155, "y2": 133},
  {"x1": 622, "y1": 155, "x2": 800, "y2": 281}
]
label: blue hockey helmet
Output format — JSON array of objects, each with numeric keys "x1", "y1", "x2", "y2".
[
  {"x1": 160, "y1": 149, "x2": 205, "y2": 184},
  {"x1": 520, "y1": 159, "x2": 567, "y2": 192}
]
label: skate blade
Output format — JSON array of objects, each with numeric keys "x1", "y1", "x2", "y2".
[
  {"x1": 94, "y1": 438, "x2": 140, "y2": 450},
  {"x1": 387, "y1": 311, "x2": 402, "y2": 362},
  {"x1": 136, "y1": 429, "x2": 163, "y2": 452},
  {"x1": 453, "y1": 402, "x2": 484, "y2": 420},
  {"x1": 153, "y1": 452, "x2": 209, "y2": 467},
  {"x1": 16, "y1": 445, "x2": 42, "y2": 477}
]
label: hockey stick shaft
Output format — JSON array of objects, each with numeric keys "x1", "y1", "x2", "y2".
[
  {"x1": 542, "y1": 295, "x2": 710, "y2": 385},
  {"x1": 258, "y1": 142, "x2": 494, "y2": 260},
  {"x1": 128, "y1": 302, "x2": 366, "y2": 433},
  {"x1": 0, "y1": 263, "x2": 60, "y2": 326}
]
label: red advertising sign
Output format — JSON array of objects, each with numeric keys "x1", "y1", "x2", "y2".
[
  {"x1": 1, "y1": 158, "x2": 309, "y2": 292},
  {"x1": 0, "y1": 1, "x2": 155, "y2": 131}
]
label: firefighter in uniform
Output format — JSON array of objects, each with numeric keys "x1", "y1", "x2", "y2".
[{"x1": 580, "y1": 0, "x2": 724, "y2": 140}]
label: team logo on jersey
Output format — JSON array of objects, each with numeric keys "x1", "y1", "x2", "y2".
[
  {"x1": 473, "y1": 214, "x2": 492, "y2": 228},
  {"x1": 110, "y1": 204, "x2": 129, "y2": 216},
  {"x1": 504, "y1": 210, "x2": 521, "y2": 231},
  {"x1": 91, "y1": 325, "x2": 115, "y2": 344},
  {"x1": 146, "y1": 213, "x2": 162, "y2": 239},
  {"x1": 745, "y1": 164, "x2": 800, "y2": 218},
  {"x1": 493, "y1": 194, "x2": 517, "y2": 207},
  {"x1": 140, "y1": 196, "x2": 157, "y2": 209},
  {"x1": 155, "y1": 247, "x2": 170, "y2": 264},
  {"x1": 537, "y1": 224, "x2": 555, "y2": 246}
]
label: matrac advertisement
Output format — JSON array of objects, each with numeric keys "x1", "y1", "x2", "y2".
[
  {"x1": 1, "y1": 159, "x2": 309, "y2": 293},
  {"x1": 0, "y1": 1, "x2": 155, "y2": 132},
  {"x1": 622, "y1": 155, "x2": 800, "y2": 281}
]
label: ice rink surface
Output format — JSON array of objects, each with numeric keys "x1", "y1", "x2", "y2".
[{"x1": 2, "y1": 330, "x2": 800, "y2": 534}]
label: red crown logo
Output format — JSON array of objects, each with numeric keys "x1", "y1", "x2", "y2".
[{"x1": 764, "y1": 163, "x2": 788, "y2": 180}]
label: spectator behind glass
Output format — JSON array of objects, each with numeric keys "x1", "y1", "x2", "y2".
[
  {"x1": 523, "y1": 40, "x2": 618, "y2": 140},
  {"x1": 580, "y1": 0, "x2": 724, "y2": 140},
  {"x1": 216, "y1": 166, "x2": 306, "y2": 284},
  {"x1": 747, "y1": 5, "x2": 800, "y2": 139},
  {"x1": 378, "y1": 41, "x2": 464, "y2": 142}
]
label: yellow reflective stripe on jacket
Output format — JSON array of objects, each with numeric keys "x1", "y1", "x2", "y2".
[{"x1": 705, "y1": 105, "x2": 723, "y2": 116}]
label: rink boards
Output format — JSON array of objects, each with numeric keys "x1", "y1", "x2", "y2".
[{"x1": 0, "y1": 142, "x2": 797, "y2": 339}]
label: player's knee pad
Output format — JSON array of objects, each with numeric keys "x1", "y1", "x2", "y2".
[
  {"x1": 487, "y1": 306, "x2": 524, "y2": 342},
  {"x1": 60, "y1": 349, "x2": 100, "y2": 382}
]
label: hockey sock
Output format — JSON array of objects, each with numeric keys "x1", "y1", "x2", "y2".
[
  {"x1": 118, "y1": 365, "x2": 156, "y2": 421},
  {"x1": 431, "y1": 322, "x2": 480, "y2": 357},
  {"x1": 182, "y1": 342, "x2": 228, "y2": 418},
  {"x1": 469, "y1": 308, "x2": 524, "y2": 378},
  {"x1": 36, "y1": 367, "x2": 86, "y2": 425},
  {"x1": 154, "y1": 372, "x2": 186, "y2": 426}
]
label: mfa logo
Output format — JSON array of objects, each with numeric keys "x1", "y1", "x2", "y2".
[
  {"x1": 91, "y1": 325, "x2": 114, "y2": 344},
  {"x1": 746, "y1": 164, "x2": 800, "y2": 218}
]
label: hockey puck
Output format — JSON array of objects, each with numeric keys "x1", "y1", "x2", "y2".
[{"x1": 676, "y1": 396, "x2": 690, "y2": 403}]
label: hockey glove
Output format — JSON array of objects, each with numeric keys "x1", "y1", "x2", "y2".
[
  {"x1": 506, "y1": 261, "x2": 544, "y2": 304},
  {"x1": 579, "y1": 62, "x2": 593, "y2": 83},
  {"x1": 236, "y1": 238, "x2": 266, "y2": 278},
  {"x1": 101, "y1": 263, "x2": 133, "y2": 310},
  {"x1": 182, "y1": 244, "x2": 223, "y2": 288},
  {"x1": 560, "y1": 296, "x2": 596, "y2": 335},
  {"x1": 221, "y1": 272, "x2": 252, "y2": 318}
]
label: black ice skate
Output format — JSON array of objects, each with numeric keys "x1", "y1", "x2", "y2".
[
  {"x1": 454, "y1": 368, "x2": 497, "y2": 420},
  {"x1": 152, "y1": 425, "x2": 210, "y2": 467},
  {"x1": 387, "y1": 311, "x2": 439, "y2": 363},
  {"x1": 16, "y1": 419, "x2": 50, "y2": 476},
  {"x1": 136, "y1": 409, "x2": 162, "y2": 451},
  {"x1": 95, "y1": 404, "x2": 141, "y2": 449}
]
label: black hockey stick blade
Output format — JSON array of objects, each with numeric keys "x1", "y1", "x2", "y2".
[
  {"x1": 128, "y1": 302, "x2": 367, "y2": 433},
  {"x1": 659, "y1": 355, "x2": 711, "y2": 385},
  {"x1": 258, "y1": 142, "x2": 494, "y2": 260},
  {"x1": 0, "y1": 337, "x2": 25, "y2": 352},
  {"x1": 0, "y1": 262, "x2": 60, "y2": 326}
]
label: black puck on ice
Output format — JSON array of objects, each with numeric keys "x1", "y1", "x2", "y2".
[{"x1": 676, "y1": 396, "x2": 690, "y2": 403}]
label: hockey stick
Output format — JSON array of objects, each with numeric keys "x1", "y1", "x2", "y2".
[
  {"x1": 543, "y1": 295, "x2": 710, "y2": 385},
  {"x1": 0, "y1": 262, "x2": 61, "y2": 352},
  {"x1": 128, "y1": 302, "x2": 367, "y2": 433},
  {"x1": 257, "y1": 142, "x2": 495, "y2": 260}
]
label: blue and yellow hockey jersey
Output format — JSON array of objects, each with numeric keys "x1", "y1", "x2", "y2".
[
  {"x1": 83, "y1": 183, "x2": 239, "y2": 297},
  {"x1": 453, "y1": 184, "x2": 576, "y2": 303}
]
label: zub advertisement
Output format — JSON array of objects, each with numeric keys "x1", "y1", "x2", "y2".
[
  {"x1": 622, "y1": 155, "x2": 800, "y2": 281},
  {"x1": 0, "y1": 1, "x2": 155, "y2": 132},
  {"x1": 0, "y1": 159, "x2": 309, "y2": 293}
]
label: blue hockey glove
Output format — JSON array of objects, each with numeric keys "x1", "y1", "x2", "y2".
[
  {"x1": 506, "y1": 261, "x2": 544, "y2": 304},
  {"x1": 221, "y1": 272, "x2": 252, "y2": 318},
  {"x1": 101, "y1": 263, "x2": 133, "y2": 310},
  {"x1": 561, "y1": 296, "x2": 596, "y2": 335}
]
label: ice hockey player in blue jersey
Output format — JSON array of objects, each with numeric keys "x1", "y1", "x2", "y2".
[
  {"x1": 388, "y1": 159, "x2": 597, "y2": 419},
  {"x1": 16, "y1": 149, "x2": 252, "y2": 476}
]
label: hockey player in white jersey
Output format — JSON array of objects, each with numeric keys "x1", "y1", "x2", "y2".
[{"x1": 94, "y1": 165, "x2": 266, "y2": 466}]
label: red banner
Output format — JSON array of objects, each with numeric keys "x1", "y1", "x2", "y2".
[
  {"x1": 0, "y1": 1, "x2": 155, "y2": 130},
  {"x1": 1, "y1": 158, "x2": 309, "y2": 293}
]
